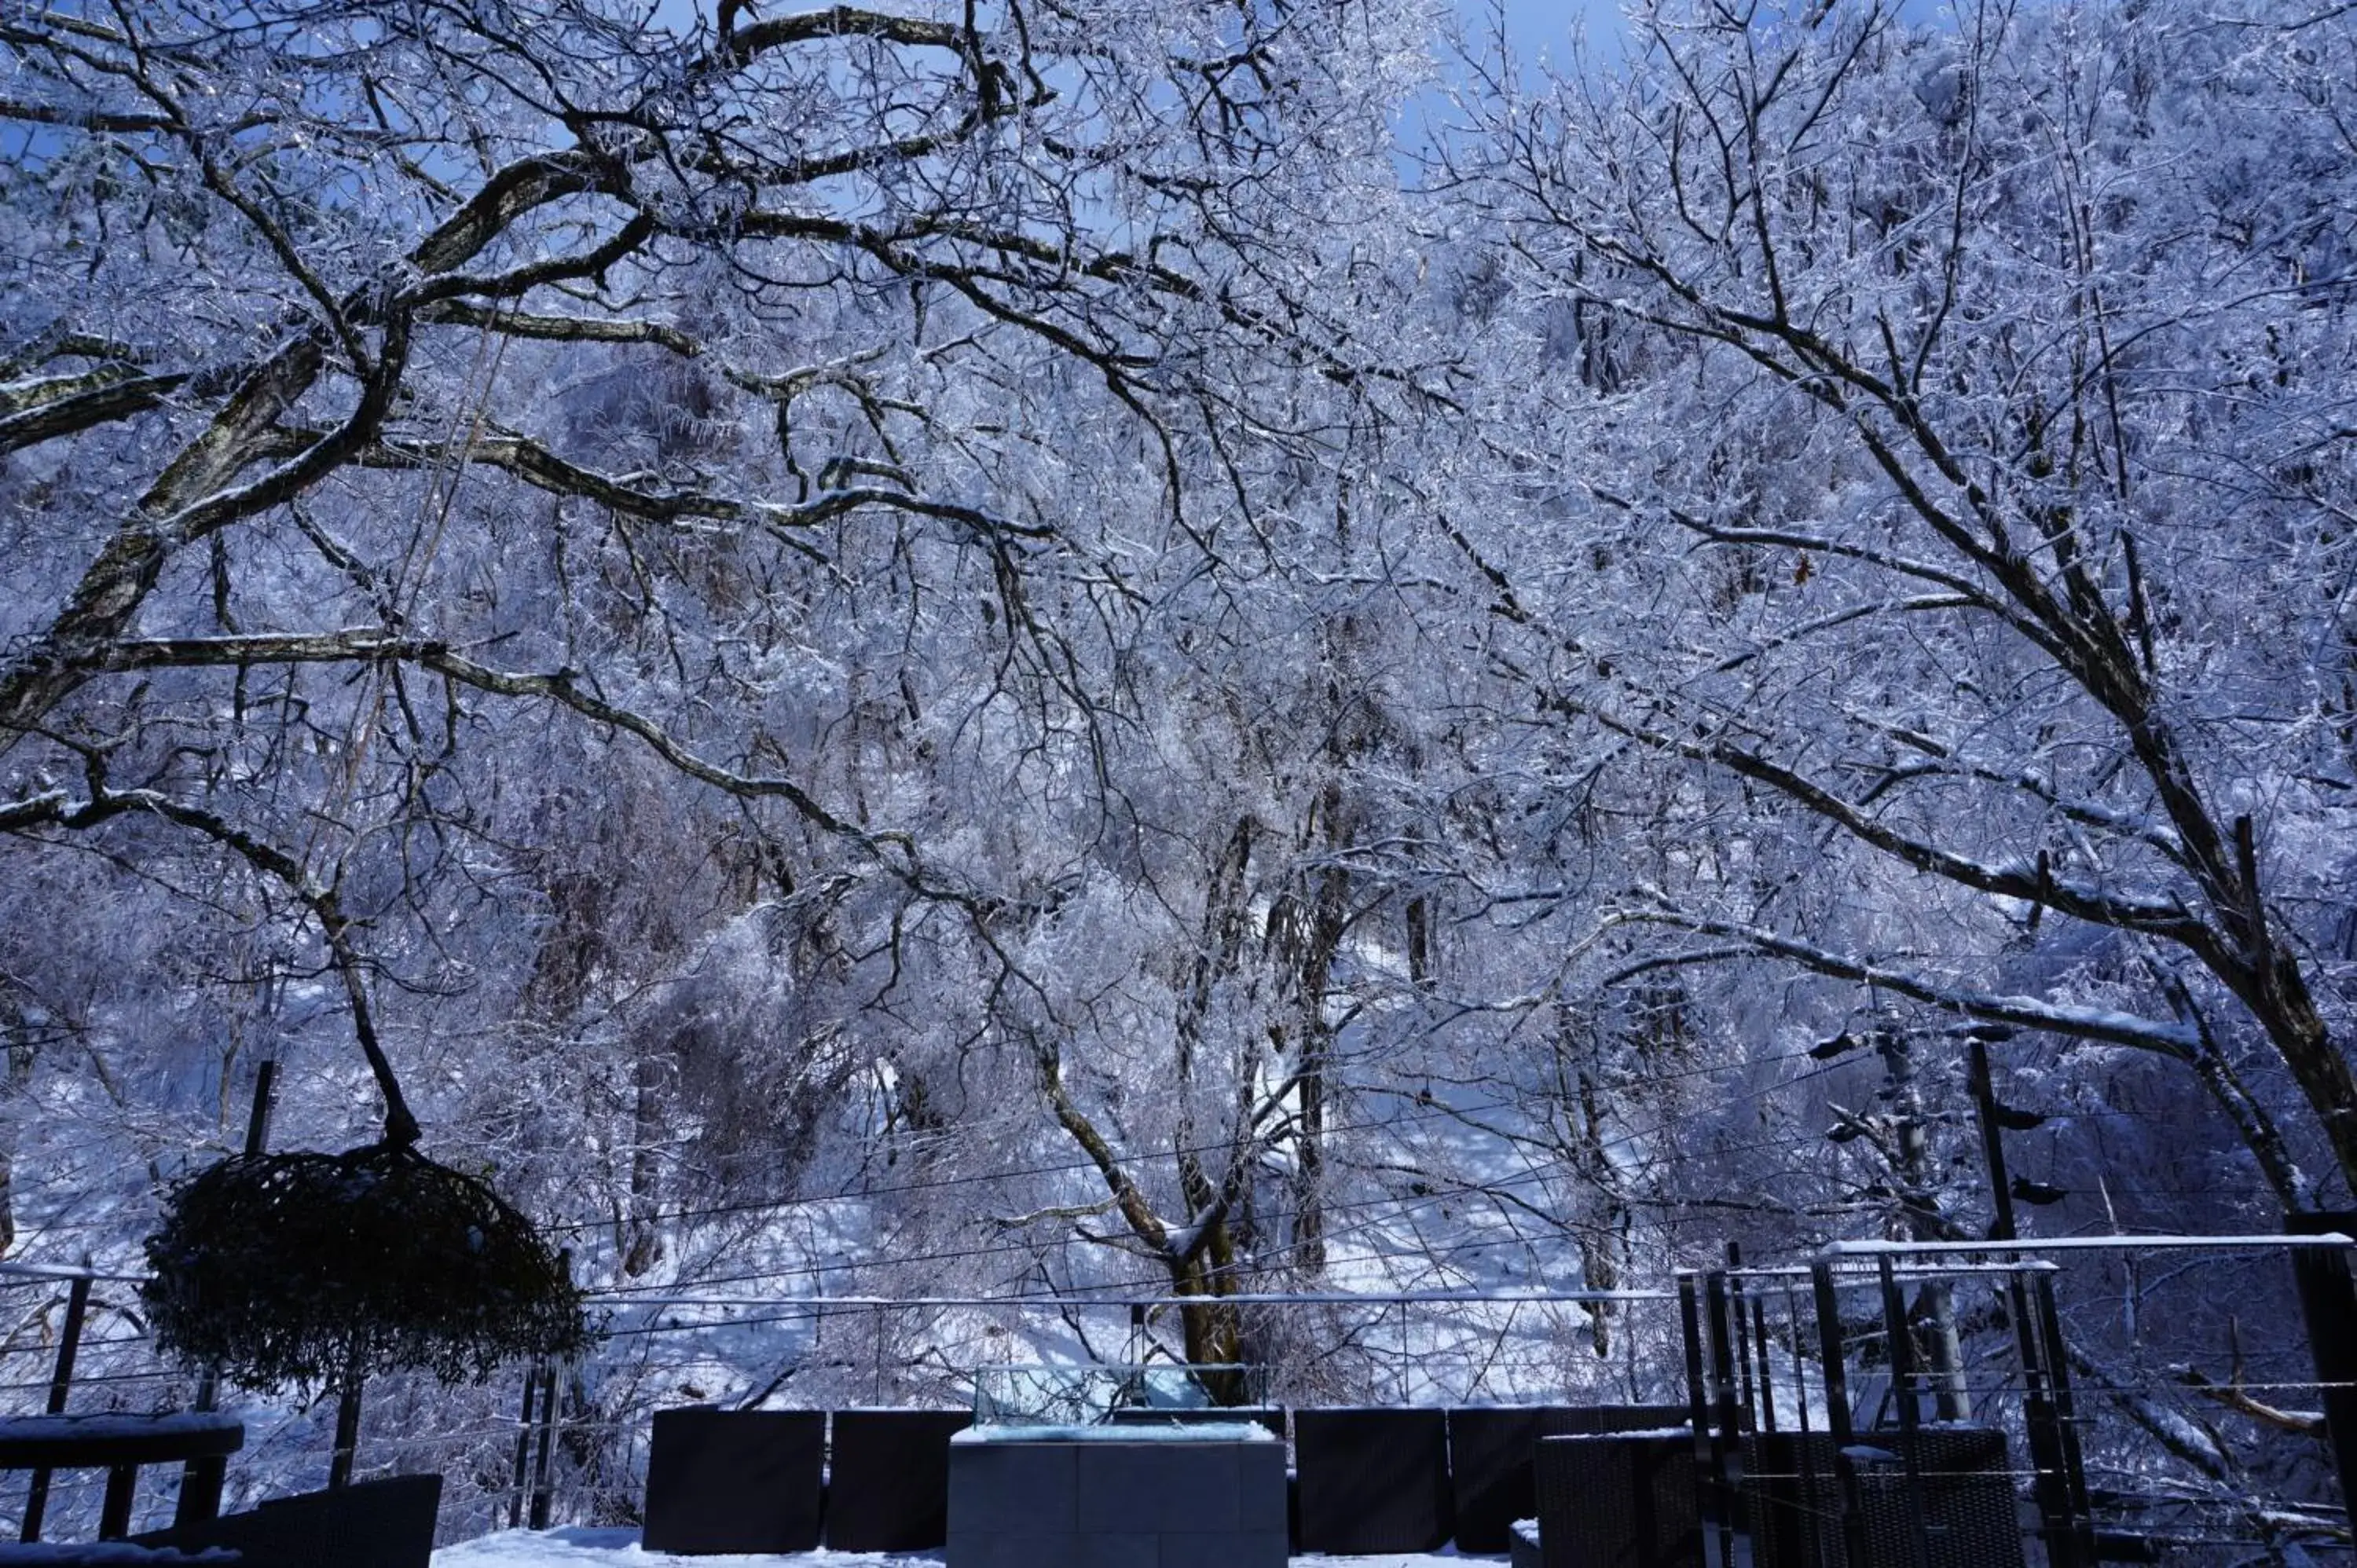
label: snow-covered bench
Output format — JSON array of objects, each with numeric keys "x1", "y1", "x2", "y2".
[
  {"x1": 0, "y1": 1411, "x2": 244, "y2": 1543},
  {"x1": 132, "y1": 1472, "x2": 441, "y2": 1568}
]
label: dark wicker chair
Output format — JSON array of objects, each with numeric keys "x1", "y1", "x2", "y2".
[
  {"x1": 1450, "y1": 1405, "x2": 1692, "y2": 1552},
  {"x1": 642, "y1": 1406, "x2": 824, "y2": 1554},
  {"x1": 1528, "y1": 1430, "x2": 1703, "y2": 1568},
  {"x1": 1293, "y1": 1405, "x2": 1453, "y2": 1553},
  {"x1": 1746, "y1": 1427, "x2": 2026, "y2": 1568},
  {"x1": 824, "y1": 1408, "x2": 971, "y2": 1552},
  {"x1": 134, "y1": 1473, "x2": 442, "y2": 1568}
]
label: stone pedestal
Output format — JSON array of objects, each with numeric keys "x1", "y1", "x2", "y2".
[{"x1": 947, "y1": 1423, "x2": 1287, "y2": 1568}]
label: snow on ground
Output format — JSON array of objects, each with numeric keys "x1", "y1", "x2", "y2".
[{"x1": 432, "y1": 1528, "x2": 1508, "y2": 1566}]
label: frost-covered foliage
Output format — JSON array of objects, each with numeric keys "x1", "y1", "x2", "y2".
[
  {"x1": 1442, "y1": 0, "x2": 2357, "y2": 1210},
  {"x1": 2, "y1": 0, "x2": 2354, "y2": 1551}
]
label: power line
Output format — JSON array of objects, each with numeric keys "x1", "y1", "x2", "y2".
[{"x1": 548, "y1": 1042, "x2": 1832, "y2": 1240}]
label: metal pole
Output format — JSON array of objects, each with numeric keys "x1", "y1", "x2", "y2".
[
  {"x1": 1969, "y1": 1040, "x2": 2088, "y2": 1568},
  {"x1": 528, "y1": 1360, "x2": 559, "y2": 1529},
  {"x1": 328, "y1": 1376, "x2": 364, "y2": 1489},
  {"x1": 529, "y1": 1246, "x2": 574, "y2": 1530},
  {"x1": 1704, "y1": 1268, "x2": 1748, "y2": 1566},
  {"x1": 2287, "y1": 1213, "x2": 2357, "y2": 1544},
  {"x1": 1727, "y1": 1243, "x2": 1756, "y2": 1420},
  {"x1": 179, "y1": 1059, "x2": 278, "y2": 1528},
  {"x1": 21, "y1": 1268, "x2": 91, "y2": 1542},
  {"x1": 1786, "y1": 1284, "x2": 1826, "y2": 1568},
  {"x1": 1679, "y1": 1275, "x2": 1724, "y2": 1566},
  {"x1": 1753, "y1": 1294, "x2": 1778, "y2": 1434},
  {"x1": 1809, "y1": 1262, "x2": 1872, "y2": 1568},
  {"x1": 1877, "y1": 1255, "x2": 1933, "y2": 1568},
  {"x1": 243, "y1": 1058, "x2": 278, "y2": 1156},
  {"x1": 2033, "y1": 1273, "x2": 2099, "y2": 1563},
  {"x1": 509, "y1": 1361, "x2": 541, "y2": 1530}
]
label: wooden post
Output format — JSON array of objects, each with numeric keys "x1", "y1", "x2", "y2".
[
  {"x1": 20, "y1": 1266, "x2": 91, "y2": 1543},
  {"x1": 98, "y1": 1464, "x2": 137, "y2": 1540}
]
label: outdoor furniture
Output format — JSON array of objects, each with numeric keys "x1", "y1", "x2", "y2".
[
  {"x1": 12, "y1": 1550, "x2": 232, "y2": 1566},
  {"x1": 1519, "y1": 1430, "x2": 1703, "y2": 1568},
  {"x1": 1451, "y1": 1404, "x2": 1692, "y2": 1552},
  {"x1": 1293, "y1": 1405, "x2": 1454, "y2": 1554},
  {"x1": 825, "y1": 1408, "x2": 973, "y2": 1552},
  {"x1": 641, "y1": 1405, "x2": 823, "y2": 1555},
  {"x1": 134, "y1": 1472, "x2": 442, "y2": 1568},
  {"x1": 946, "y1": 1420, "x2": 1286, "y2": 1568},
  {"x1": 0, "y1": 1411, "x2": 244, "y2": 1541},
  {"x1": 1746, "y1": 1427, "x2": 2026, "y2": 1568}
]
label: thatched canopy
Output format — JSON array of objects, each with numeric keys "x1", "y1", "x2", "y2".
[{"x1": 142, "y1": 1143, "x2": 595, "y2": 1390}]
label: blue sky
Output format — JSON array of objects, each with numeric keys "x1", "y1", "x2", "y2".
[{"x1": 1490, "y1": 0, "x2": 1629, "y2": 60}]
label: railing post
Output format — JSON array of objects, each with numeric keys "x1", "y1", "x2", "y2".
[
  {"x1": 1969, "y1": 1041, "x2": 2091, "y2": 1568},
  {"x1": 1876, "y1": 1254, "x2": 1933, "y2": 1568},
  {"x1": 1678, "y1": 1273, "x2": 1727, "y2": 1566},
  {"x1": 1726, "y1": 1244, "x2": 1755, "y2": 1419},
  {"x1": 98, "y1": 1464, "x2": 137, "y2": 1539},
  {"x1": 2287, "y1": 1214, "x2": 2357, "y2": 1543},
  {"x1": 1784, "y1": 1284, "x2": 1827, "y2": 1568},
  {"x1": 1703, "y1": 1267, "x2": 1748, "y2": 1566},
  {"x1": 2031, "y1": 1269, "x2": 2098, "y2": 1560},
  {"x1": 21, "y1": 1265, "x2": 92, "y2": 1543},
  {"x1": 1810, "y1": 1260, "x2": 1872, "y2": 1568}
]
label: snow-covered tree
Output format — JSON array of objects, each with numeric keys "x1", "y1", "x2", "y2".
[{"x1": 1446, "y1": 0, "x2": 2357, "y2": 1211}]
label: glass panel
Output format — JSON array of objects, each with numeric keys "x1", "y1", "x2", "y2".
[{"x1": 970, "y1": 1364, "x2": 1266, "y2": 1427}]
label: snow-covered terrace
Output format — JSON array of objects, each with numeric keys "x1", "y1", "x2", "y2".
[{"x1": 432, "y1": 1531, "x2": 1503, "y2": 1566}]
